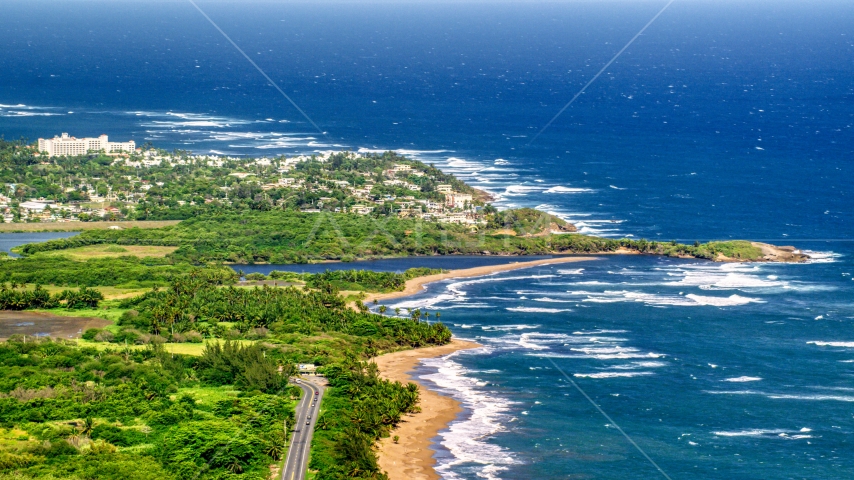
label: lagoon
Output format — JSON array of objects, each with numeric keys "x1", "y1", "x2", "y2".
[{"x1": 0, "y1": 232, "x2": 79, "y2": 256}]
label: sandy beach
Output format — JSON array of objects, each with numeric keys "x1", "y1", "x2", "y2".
[
  {"x1": 366, "y1": 255, "x2": 597, "y2": 305},
  {"x1": 372, "y1": 255, "x2": 596, "y2": 479},
  {"x1": 374, "y1": 339, "x2": 481, "y2": 480}
]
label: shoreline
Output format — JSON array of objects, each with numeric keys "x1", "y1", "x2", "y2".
[
  {"x1": 365, "y1": 255, "x2": 597, "y2": 305},
  {"x1": 370, "y1": 256, "x2": 595, "y2": 479},
  {"x1": 374, "y1": 339, "x2": 482, "y2": 480}
]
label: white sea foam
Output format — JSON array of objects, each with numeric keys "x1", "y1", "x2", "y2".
[
  {"x1": 572, "y1": 330, "x2": 629, "y2": 335},
  {"x1": 529, "y1": 352, "x2": 664, "y2": 360},
  {"x1": 563, "y1": 288, "x2": 764, "y2": 307},
  {"x1": 612, "y1": 361, "x2": 669, "y2": 369},
  {"x1": 723, "y1": 376, "x2": 763, "y2": 382},
  {"x1": 543, "y1": 186, "x2": 595, "y2": 194},
  {"x1": 685, "y1": 294, "x2": 764, "y2": 306},
  {"x1": 802, "y1": 250, "x2": 842, "y2": 264},
  {"x1": 713, "y1": 429, "x2": 791, "y2": 437},
  {"x1": 706, "y1": 389, "x2": 854, "y2": 402},
  {"x1": 0, "y1": 110, "x2": 63, "y2": 117},
  {"x1": 480, "y1": 324, "x2": 540, "y2": 331},
  {"x1": 808, "y1": 341, "x2": 854, "y2": 348},
  {"x1": 388, "y1": 293, "x2": 456, "y2": 310},
  {"x1": 574, "y1": 371, "x2": 655, "y2": 378},
  {"x1": 571, "y1": 346, "x2": 640, "y2": 355},
  {"x1": 766, "y1": 393, "x2": 854, "y2": 402},
  {"x1": 557, "y1": 268, "x2": 585, "y2": 275},
  {"x1": 501, "y1": 184, "x2": 544, "y2": 196},
  {"x1": 516, "y1": 332, "x2": 574, "y2": 350},
  {"x1": 506, "y1": 307, "x2": 571, "y2": 313},
  {"x1": 532, "y1": 297, "x2": 576, "y2": 303},
  {"x1": 422, "y1": 350, "x2": 519, "y2": 479}
]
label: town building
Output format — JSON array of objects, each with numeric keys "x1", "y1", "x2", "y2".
[
  {"x1": 38, "y1": 133, "x2": 135, "y2": 157},
  {"x1": 445, "y1": 193, "x2": 473, "y2": 209}
]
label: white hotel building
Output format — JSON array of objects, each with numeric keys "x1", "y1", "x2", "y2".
[{"x1": 38, "y1": 133, "x2": 135, "y2": 157}]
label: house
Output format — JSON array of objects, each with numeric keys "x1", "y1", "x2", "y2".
[
  {"x1": 350, "y1": 204, "x2": 374, "y2": 215},
  {"x1": 445, "y1": 193, "x2": 473, "y2": 209},
  {"x1": 19, "y1": 201, "x2": 49, "y2": 213},
  {"x1": 298, "y1": 364, "x2": 317, "y2": 374}
]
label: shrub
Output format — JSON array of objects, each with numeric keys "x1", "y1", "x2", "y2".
[
  {"x1": 183, "y1": 331, "x2": 204, "y2": 343},
  {"x1": 94, "y1": 330, "x2": 114, "y2": 342},
  {"x1": 82, "y1": 329, "x2": 101, "y2": 341}
]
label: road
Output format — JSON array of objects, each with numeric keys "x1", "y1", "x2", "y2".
[{"x1": 282, "y1": 377, "x2": 325, "y2": 480}]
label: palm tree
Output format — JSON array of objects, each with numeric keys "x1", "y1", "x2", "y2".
[
  {"x1": 80, "y1": 417, "x2": 95, "y2": 437},
  {"x1": 378, "y1": 305, "x2": 387, "y2": 314},
  {"x1": 262, "y1": 432, "x2": 286, "y2": 460}
]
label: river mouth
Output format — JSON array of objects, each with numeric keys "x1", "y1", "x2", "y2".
[{"x1": 0, "y1": 311, "x2": 110, "y2": 340}]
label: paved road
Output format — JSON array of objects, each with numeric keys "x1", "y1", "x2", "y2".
[{"x1": 282, "y1": 377, "x2": 325, "y2": 480}]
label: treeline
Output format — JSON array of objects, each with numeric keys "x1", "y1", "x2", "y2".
[
  {"x1": 305, "y1": 267, "x2": 443, "y2": 293},
  {"x1": 0, "y1": 256, "x2": 236, "y2": 288},
  {"x1": 0, "y1": 338, "x2": 297, "y2": 480},
  {"x1": 0, "y1": 285, "x2": 103, "y2": 310},
  {"x1": 311, "y1": 357, "x2": 420, "y2": 478},
  {"x1": 15, "y1": 210, "x2": 764, "y2": 264},
  {"x1": 196, "y1": 340, "x2": 287, "y2": 394},
  {"x1": 118, "y1": 274, "x2": 452, "y2": 349}
]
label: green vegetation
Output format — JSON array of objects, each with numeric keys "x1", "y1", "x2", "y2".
[
  {"x1": 0, "y1": 137, "x2": 783, "y2": 480},
  {"x1": 14, "y1": 210, "x2": 765, "y2": 264},
  {"x1": 304, "y1": 268, "x2": 443, "y2": 293},
  {"x1": 0, "y1": 270, "x2": 452, "y2": 479},
  {"x1": 310, "y1": 358, "x2": 419, "y2": 478},
  {"x1": 114, "y1": 273, "x2": 450, "y2": 348},
  {"x1": 0, "y1": 285, "x2": 103, "y2": 310},
  {"x1": 1, "y1": 137, "x2": 477, "y2": 223},
  {"x1": 0, "y1": 338, "x2": 298, "y2": 480},
  {"x1": 486, "y1": 207, "x2": 573, "y2": 235},
  {"x1": 0, "y1": 257, "x2": 236, "y2": 288},
  {"x1": 697, "y1": 240, "x2": 764, "y2": 261}
]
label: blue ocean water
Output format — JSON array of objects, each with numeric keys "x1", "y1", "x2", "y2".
[{"x1": 2, "y1": 1, "x2": 853, "y2": 478}]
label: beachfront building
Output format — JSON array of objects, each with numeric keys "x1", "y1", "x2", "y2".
[{"x1": 38, "y1": 133, "x2": 135, "y2": 157}]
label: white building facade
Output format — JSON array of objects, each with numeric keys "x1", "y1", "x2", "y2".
[{"x1": 38, "y1": 133, "x2": 135, "y2": 157}]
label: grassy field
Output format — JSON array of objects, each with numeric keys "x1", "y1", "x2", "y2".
[
  {"x1": 39, "y1": 244, "x2": 178, "y2": 260},
  {"x1": 32, "y1": 304, "x2": 129, "y2": 323},
  {"x1": 18, "y1": 284, "x2": 148, "y2": 300},
  {"x1": 0, "y1": 220, "x2": 180, "y2": 232},
  {"x1": 75, "y1": 338, "x2": 256, "y2": 356},
  {"x1": 173, "y1": 385, "x2": 241, "y2": 407}
]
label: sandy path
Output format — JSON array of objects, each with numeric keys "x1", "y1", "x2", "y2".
[
  {"x1": 374, "y1": 339, "x2": 481, "y2": 480},
  {"x1": 366, "y1": 255, "x2": 596, "y2": 305}
]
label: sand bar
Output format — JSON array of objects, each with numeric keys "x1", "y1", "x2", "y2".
[
  {"x1": 366, "y1": 255, "x2": 597, "y2": 305},
  {"x1": 374, "y1": 339, "x2": 481, "y2": 480}
]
